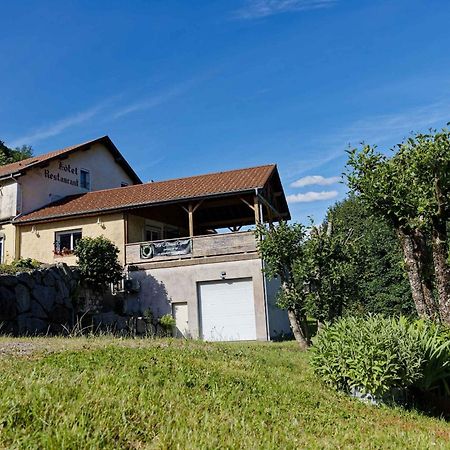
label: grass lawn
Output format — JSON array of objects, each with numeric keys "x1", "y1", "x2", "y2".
[{"x1": 0, "y1": 338, "x2": 449, "y2": 449}]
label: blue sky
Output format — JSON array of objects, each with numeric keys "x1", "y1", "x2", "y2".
[{"x1": 1, "y1": 0, "x2": 450, "y2": 223}]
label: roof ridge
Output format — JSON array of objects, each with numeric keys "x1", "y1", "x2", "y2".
[{"x1": 2, "y1": 136, "x2": 109, "y2": 170}]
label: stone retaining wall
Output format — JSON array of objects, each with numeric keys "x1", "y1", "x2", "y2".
[{"x1": 0, "y1": 264, "x2": 79, "y2": 335}]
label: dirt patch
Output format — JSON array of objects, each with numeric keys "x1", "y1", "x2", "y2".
[{"x1": 0, "y1": 341, "x2": 37, "y2": 357}]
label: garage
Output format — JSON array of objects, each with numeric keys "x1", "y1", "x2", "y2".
[{"x1": 198, "y1": 278, "x2": 257, "y2": 341}]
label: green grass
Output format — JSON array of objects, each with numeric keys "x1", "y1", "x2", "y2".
[{"x1": 0, "y1": 338, "x2": 449, "y2": 449}]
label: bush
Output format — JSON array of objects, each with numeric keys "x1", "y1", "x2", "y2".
[
  {"x1": 74, "y1": 236, "x2": 123, "y2": 292},
  {"x1": 159, "y1": 314, "x2": 176, "y2": 329},
  {"x1": 0, "y1": 258, "x2": 41, "y2": 274},
  {"x1": 310, "y1": 315, "x2": 450, "y2": 400}
]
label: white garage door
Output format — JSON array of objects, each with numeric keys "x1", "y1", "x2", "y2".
[{"x1": 198, "y1": 278, "x2": 256, "y2": 341}]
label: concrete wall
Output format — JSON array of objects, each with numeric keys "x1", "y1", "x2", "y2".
[
  {"x1": 127, "y1": 214, "x2": 145, "y2": 243},
  {"x1": 0, "y1": 179, "x2": 19, "y2": 221},
  {"x1": 19, "y1": 213, "x2": 126, "y2": 265},
  {"x1": 0, "y1": 222, "x2": 17, "y2": 264},
  {"x1": 126, "y1": 257, "x2": 269, "y2": 340},
  {"x1": 20, "y1": 143, "x2": 136, "y2": 215}
]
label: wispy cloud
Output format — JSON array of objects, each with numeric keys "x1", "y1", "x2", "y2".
[
  {"x1": 8, "y1": 103, "x2": 107, "y2": 148},
  {"x1": 9, "y1": 75, "x2": 205, "y2": 148},
  {"x1": 287, "y1": 99, "x2": 450, "y2": 178},
  {"x1": 112, "y1": 80, "x2": 196, "y2": 119},
  {"x1": 234, "y1": 0, "x2": 336, "y2": 19},
  {"x1": 290, "y1": 174, "x2": 340, "y2": 188},
  {"x1": 286, "y1": 190, "x2": 338, "y2": 203},
  {"x1": 344, "y1": 100, "x2": 450, "y2": 145}
]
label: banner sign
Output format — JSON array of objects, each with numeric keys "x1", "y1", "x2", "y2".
[{"x1": 140, "y1": 238, "x2": 192, "y2": 259}]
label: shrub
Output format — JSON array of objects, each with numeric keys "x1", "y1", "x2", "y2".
[
  {"x1": 159, "y1": 314, "x2": 176, "y2": 329},
  {"x1": 74, "y1": 236, "x2": 123, "y2": 292},
  {"x1": 311, "y1": 315, "x2": 450, "y2": 401},
  {"x1": 0, "y1": 258, "x2": 41, "y2": 274}
]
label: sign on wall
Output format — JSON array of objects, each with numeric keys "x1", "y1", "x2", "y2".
[
  {"x1": 140, "y1": 239, "x2": 192, "y2": 259},
  {"x1": 44, "y1": 161, "x2": 80, "y2": 187}
]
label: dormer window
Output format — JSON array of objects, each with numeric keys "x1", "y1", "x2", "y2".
[{"x1": 80, "y1": 169, "x2": 90, "y2": 190}]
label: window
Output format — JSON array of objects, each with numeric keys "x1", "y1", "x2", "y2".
[
  {"x1": 145, "y1": 226, "x2": 161, "y2": 242},
  {"x1": 80, "y1": 169, "x2": 91, "y2": 190},
  {"x1": 54, "y1": 229, "x2": 82, "y2": 255}
]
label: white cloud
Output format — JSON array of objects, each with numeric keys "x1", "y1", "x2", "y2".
[
  {"x1": 8, "y1": 103, "x2": 106, "y2": 148},
  {"x1": 286, "y1": 190, "x2": 338, "y2": 203},
  {"x1": 8, "y1": 75, "x2": 206, "y2": 147},
  {"x1": 113, "y1": 82, "x2": 192, "y2": 119},
  {"x1": 290, "y1": 175, "x2": 340, "y2": 188},
  {"x1": 286, "y1": 98, "x2": 450, "y2": 178},
  {"x1": 234, "y1": 0, "x2": 336, "y2": 19}
]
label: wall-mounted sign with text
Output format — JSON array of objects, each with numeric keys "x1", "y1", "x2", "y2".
[
  {"x1": 140, "y1": 238, "x2": 192, "y2": 259},
  {"x1": 44, "y1": 161, "x2": 80, "y2": 187}
]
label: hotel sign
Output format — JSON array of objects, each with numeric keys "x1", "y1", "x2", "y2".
[
  {"x1": 44, "y1": 161, "x2": 79, "y2": 187},
  {"x1": 140, "y1": 238, "x2": 192, "y2": 259}
]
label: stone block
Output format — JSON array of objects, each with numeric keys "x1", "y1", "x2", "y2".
[
  {"x1": 30, "y1": 300, "x2": 48, "y2": 319},
  {"x1": 48, "y1": 304, "x2": 72, "y2": 324},
  {"x1": 0, "y1": 287, "x2": 16, "y2": 320},
  {"x1": 15, "y1": 284, "x2": 31, "y2": 313},
  {"x1": 16, "y1": 272, "x2": 35, "y2": 289},
  {"x1": 32, "y1": 285, "x2": 56, "y2": 312},
  {"x1": 0, "y1": 275, "x2": 18, "y2": 287},
  {"x1": 42, "y1": 271, "x2": 55, "y2": 287}
]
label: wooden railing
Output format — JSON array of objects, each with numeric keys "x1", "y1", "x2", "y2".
[{"x1": 125, "y1": 231, "x2": 258, "y2": 264}]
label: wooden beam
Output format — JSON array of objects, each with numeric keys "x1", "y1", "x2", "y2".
[
  {"x1": 257, "y1": 194, "x2": 281, "y2": 218},
  {"x1": 199, "y1": 217, "x2": 256, "y2": 228},
  {"x1": 254, "y1": 196, "x2": 261, "y2": 224},
  {"x1": 188, "y1": 204, "x2": 194, "y2": 237},
  {"x1": 240, "y1": 197, "x2": 255, "y2": 212}
]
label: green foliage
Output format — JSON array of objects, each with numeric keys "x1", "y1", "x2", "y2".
[
  {"x1": 311, "y1": 316, "x2": 450, "y2": 399},
  {"x1": 255, "y1": 221, "x2": 306, "y2": 284},
  {"x1": 74, "y1": 236, "x2": 123, "y2": 292},
  {"x1": 0, "y1": 339, "x2": 447, "y2": 448},
  {"x1": 327, "y1": 196, "x2": 414, "y2": 316},
  {"x1": 0, "y1": 258, "x2": 41, "y2": 274},
  {"x1": 293, "y1": 221, "x2": 356, "y2": 322},
  {"x1": 0, "y1": 141, "x2": 33, "y2": 166},
  {"x1": 159, "y1": 314, "x2": 176, "y2": 329}
]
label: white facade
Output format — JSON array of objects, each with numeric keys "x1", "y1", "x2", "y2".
[
  {"x1": 21, "y1": 143, "x2": 135, "y2": 215},
  {"x1": 0, "y1": 179, "x2": 20, "y2": 221}
]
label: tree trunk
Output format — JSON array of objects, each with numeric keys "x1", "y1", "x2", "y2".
[
  {"x1": 397, "y1": 228, "x2": 436, "y2": 319},
  {"x1": 432, "y1": 220, "x2": 450, "y2": 323},
  {"x1": 287, "y1": 308, "x2": 309, "y2": 350}
]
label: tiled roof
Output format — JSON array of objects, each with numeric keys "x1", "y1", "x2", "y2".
[
  {"x1": 0, "y1": 136, "x2": 141, "y2": 183},
  {"x1": 15, "y1": 164, "x2": 278, "y2": 223}
]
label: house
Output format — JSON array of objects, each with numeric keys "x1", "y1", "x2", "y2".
[{"x1": 1, "y1": 136, "x2": 292, "y2": 341}]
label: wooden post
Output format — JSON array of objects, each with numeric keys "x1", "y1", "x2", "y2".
[
  {"x1": 254, "y1": 196, "x2": 260, "y2": 224},
  {"x1": 188, "y1": 203, "x2": 194, "y2": 237}
]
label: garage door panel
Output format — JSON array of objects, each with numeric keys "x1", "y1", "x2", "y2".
[{"x1": 199, "y1": 278, "x2": 256, "y2": 341}]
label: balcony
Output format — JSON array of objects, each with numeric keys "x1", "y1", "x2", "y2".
[{"x1": 125, "y1": 231, "x2": 258, "y2": 265}]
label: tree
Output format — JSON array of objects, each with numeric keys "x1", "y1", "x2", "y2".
[
  {"x1": 325, "y1": 196, "x2": 414, "y2": 316},
  {"x1": 0, "y1": 140, "x2": 33, "y2": 165},
  {"x1": 255, "y1": 222, "x2": 310, "y2": 349},
  {"x1": 74, "y1": 236, "x2": 123, "y2": 293},
  {"x1": 346, "y1": 128, "x2": 450, "y2": 323},
  {"x1": 293, "y1": 221, "x2": 356, "y2": 326}
]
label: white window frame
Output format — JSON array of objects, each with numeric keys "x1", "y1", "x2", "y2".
[
  {"x1": 54, "y1": 229, "x2": 82, "y2": 254},
  {"x1": 144, "y1": 225, "x2": 161, "y2": 242},
  {"x1": 80, "y1": 168, "x2": 91, "y2": 191}
]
